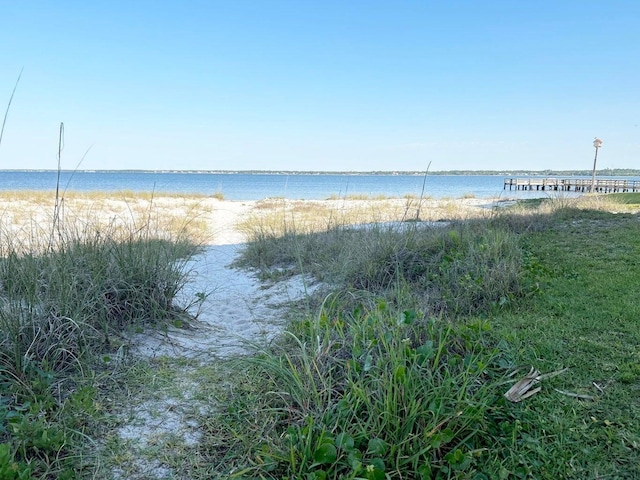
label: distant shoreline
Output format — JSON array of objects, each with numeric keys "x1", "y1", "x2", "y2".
[{"x1": 2, "y1": 169, "x2": 640, "y2": 176}]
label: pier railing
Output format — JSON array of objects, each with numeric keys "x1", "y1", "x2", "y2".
[{"x1": 504, "y1": 178, "x2": 640, "y2": 193}]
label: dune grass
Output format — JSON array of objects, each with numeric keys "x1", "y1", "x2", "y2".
[
  {"x1": 236, "y1": 196, "x2": 494, "y2": 244},
  {"x1": 197, "y1": 193, "x2": 640, "y2": 479},
  {"x1": 0, "y1": 189, "x2": 221, "y2": 203},
  {"x1": 236, "y1": 220, "x2": 522, "y2": 316},
  {"x1": 2, "y1": 190, "x2": 639, "y2": 478},
  {"x1": 0, "y1": 195, "x2": 200, "y2": 479},
  {"x1": 0, "y1": 191, "x2": 222, "y2": 247}
]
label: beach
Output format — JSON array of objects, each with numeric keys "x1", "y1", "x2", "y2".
[
  {"x1": 13, "y1": 193, "x2": 517, "y2": 356},
  {"x1": 0, "y1": 193, "x2": 501, "y2": 246},
  {"x1": 3, "y1": 192, "x2": 637, "y2": 478},
  {"x1": 0, "y1": 192, "x2": 503, "y2": 360}
]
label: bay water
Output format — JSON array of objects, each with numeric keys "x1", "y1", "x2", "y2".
[{"x1": 0, "y1": 170, "x2": 623, "y2": 201}]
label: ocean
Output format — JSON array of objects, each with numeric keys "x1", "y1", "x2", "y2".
[{"x1": 0, "y1": 170, "x2": 629, "y2": 201}]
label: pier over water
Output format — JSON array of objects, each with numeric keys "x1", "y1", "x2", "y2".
[{"x1": 504, "y1": 178, "x2": 640, "y2": 193}]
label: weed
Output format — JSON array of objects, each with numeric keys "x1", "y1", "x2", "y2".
[{"x1": 203, "y1": 298, "x2": 500, "y2": 478}]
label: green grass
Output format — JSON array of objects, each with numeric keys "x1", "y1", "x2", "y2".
[
  {"x1": 204, "y1": 219, "x2": 524, "y2": 478},
  {"x1": 3, "y1": 191, "x2": 640, "y2": 478},
  {"x1": 607, "y1": 192, "x2": 640, "y2": 205},
  {"x1": 200, "y1": 197, "x2": 640, "y2": 479},
  {"x1": 202, "y1": 300, "x2": 504, "y2": 479},
  {"x1": 237, "y1": 220, "x2": 522, "y2": 316},
  {"x1": 0, "y1": 202, "x2": 200, "y2": 478},
  {"x1": 481, "y1": 210, "x2": 640, "y2": 477}
]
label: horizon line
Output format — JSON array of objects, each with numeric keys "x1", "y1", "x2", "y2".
[{"x1": 2, "y1": 168, "x2": 640, "y2": 175}]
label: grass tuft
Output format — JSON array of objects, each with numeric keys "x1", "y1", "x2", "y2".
[
  {"x1": 0, "y1": 191, "x2": 200, "y2": 478},
  {"x1": 203, "y1": 298, "x2": 500, "y2": 478},
  {"x1": 238, "y1": 220, "x2": 522, "y2": 316}
]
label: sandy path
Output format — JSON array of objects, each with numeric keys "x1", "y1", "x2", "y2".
[
  {"x1": 111, "y1": 241, "x2": 317, "y2": 479},
  {"x1": 111, "y1": 202, "x2": 320, "y2": 479},
  {"x1": 129, "y1": 243, "x2": 315, "y2": 359}
]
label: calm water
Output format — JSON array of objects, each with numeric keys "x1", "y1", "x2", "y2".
[{"x1": 0, "y1": 170, "x2": 630, "y2": 201}]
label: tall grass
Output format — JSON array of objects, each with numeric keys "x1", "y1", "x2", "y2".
[
  {"x1": 238, "y1": 220, "x2": 522, "y2": 316},
  {"x1": 237, "y1": 196, "x2": 493, "y2": 243},
  {"x1": 0, "y1": 195, "x2": 200, "y2": 478},
  {"x1": 202, "y1": 209, "x2": 526, "y2": 478},
  {"x1": 0, "y1": 191, "x2": 215, "y2": 247},
  {"x1": 203, "y1": 287, "x2": 504, "y2": 478}
]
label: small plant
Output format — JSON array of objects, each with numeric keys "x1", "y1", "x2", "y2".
[
  {"x1": 205, "y1": 298, "x2": 500, "y2": 478},
  {"x1": 0, "y1": 442, "x2": 31, "y2": 480}
]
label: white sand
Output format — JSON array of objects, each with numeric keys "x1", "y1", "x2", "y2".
[
  {"x1": 112, "y1": 201, "x2": 322, "y2": 479},
  {"x1": 129, "y1": 243, "x2": 316, "y2": 359},
  {"x1": 123, "y1": 195, "x2": 500, "y2": 359}
]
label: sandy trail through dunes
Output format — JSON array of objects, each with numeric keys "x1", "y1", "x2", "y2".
[
  {"x1": 1, "y1": 194, "x2": 499, "y2": 478},
  {"x1": 129, "y1": 242, "x2": 315, "y2": 359}
]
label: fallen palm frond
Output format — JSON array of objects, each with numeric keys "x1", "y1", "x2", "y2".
[{"x1": 504, "y1": 366, "x2": 569, "y2": 402}]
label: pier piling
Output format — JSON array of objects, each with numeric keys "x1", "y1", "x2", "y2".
[{"x1": 503, "y1": 178, "x2": 640, "y2": 193}]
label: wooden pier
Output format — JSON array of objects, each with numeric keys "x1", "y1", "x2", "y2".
[{"x1": 504, "y1": 178, "x2": 640, "y2": 193}]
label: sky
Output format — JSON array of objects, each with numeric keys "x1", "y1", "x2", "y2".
[{"x1": 1, "y1": 1, "x2": 639, "y2": 172}]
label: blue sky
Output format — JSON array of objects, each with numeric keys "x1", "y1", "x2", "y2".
[{"x1": 1, "y1": 1, "x2": 638, "y2": 171}]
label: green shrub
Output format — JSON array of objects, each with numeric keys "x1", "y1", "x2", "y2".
[{"x1": 238, "y1": 221, "x2": 523, "y2": 316}]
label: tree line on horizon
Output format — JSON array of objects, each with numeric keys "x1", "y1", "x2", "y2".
[{"x1": 3, "y1": 168, "x2": 640, "y2": 176}]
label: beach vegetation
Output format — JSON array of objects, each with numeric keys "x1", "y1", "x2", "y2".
[
  {"x1": 200, "y1": 193, "x2": 640, "y2": 478},
  {"x1": 0, "y1": 195, "x2": 200, "y2": 478},
  {"x1": 1, "y1": 190, "x2": 640, "y2": 478},
  {"x1": 239, "y1": 196, "x2": 492, "y2": 242},
  {"x1": 607, "y1": 191, "x2": 640, "y2": 205},
  {"x1": 0, "y1": 191, "x2": 216, "y2": 246},
  {"x1": 0, "y1": 189, "x2": 210, "y2": 203}
]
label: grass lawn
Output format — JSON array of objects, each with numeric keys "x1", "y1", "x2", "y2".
[{"x1": 485, "y1": 210, "x2": 640, "y2": 478}]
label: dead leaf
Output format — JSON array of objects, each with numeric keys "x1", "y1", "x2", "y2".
[{"x1": 504, "y1": 367, "x2": 569, "y2": 402}]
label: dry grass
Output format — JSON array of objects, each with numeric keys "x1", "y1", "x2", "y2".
[
  {"x1": 2, "y1": 191, "x2": 632, "y2": 253},
  {"x1": 239, "y1": 196, "x2": 496, "y2": 238},
  {"x1": 505, "y1": 193, "x2": 640, "y2": 216},
  {"x1": 0, "y1": 191, "x2": 225, "y2": 248},
  {"x1": 0, "y1": 189, "x2": 218, "y2": 203}
]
